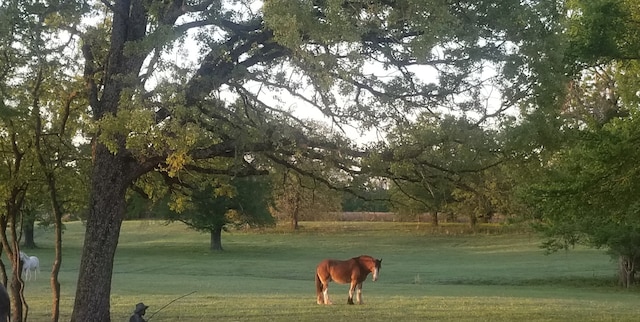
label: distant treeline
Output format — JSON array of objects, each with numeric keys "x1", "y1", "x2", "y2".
[{"x1": 318, "y1": 212, "x2": 510, "y2": 223}]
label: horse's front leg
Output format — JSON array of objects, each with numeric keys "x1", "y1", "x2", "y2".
[
  {"x1": 347, "y1": 282, "x2": 356, "y2": 305},
  {"x1": 356, "y1": 283, "x2": 363, "y2": 304}
]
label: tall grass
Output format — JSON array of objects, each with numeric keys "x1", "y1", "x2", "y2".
[{"x1": 15, "y1": 221, "x2": 640, "y2": 321}]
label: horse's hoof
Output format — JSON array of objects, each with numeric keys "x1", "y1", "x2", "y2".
[{"x1": 347, "y1": 299, "x2": 354, "y2": 305}]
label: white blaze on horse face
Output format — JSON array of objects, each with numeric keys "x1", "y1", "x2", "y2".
[{"x1": 372, "y1": 268, "x2": 379, "y2": 281}]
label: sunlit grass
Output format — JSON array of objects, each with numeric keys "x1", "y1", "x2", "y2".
[{"x1": 15, "y1": 221, "x2": 640, "y2": 321}]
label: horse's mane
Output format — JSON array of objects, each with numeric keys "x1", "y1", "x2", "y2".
[
  {"x1": 352, "y1": 255, "x2": 377, "y2": 264},
  {"x1": 352, "y1": 255, "x2": 381, "y2": 269}
]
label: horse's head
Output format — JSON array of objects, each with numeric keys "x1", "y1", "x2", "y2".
[
  {"x1": 19, "y1": 251, "x2": 27, "y2": 262},
  {"x1": 372, "y1": 258, "x2": 382, "y2": 281}
]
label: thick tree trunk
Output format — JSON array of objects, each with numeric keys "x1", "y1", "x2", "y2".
[
  {"x1": 431, "y1": 211, "x2": 439, "y2": 226},
  {"x1": 210, "y1": 226, "x2": 224, "y2": 251},
  {"x1": 70, "y1": 145, "x2": 130, "y2": 322},
  {"x1": 22, "y1": 219, "x2": 36, "y2": 249},
  {"x1": 618, "y1": 255, "x2": 636, "y2": 288},
  {"x1": 71, "y1": 0, "x2": 149, "y2": 320}
]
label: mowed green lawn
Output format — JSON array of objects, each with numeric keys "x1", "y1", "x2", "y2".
[{"x1": 15, "y1": 221, "x2": 640, "y2": 321}]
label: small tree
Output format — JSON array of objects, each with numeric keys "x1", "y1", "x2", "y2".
[
  {"x1": 272, "y1": 169, "x2": 342, "y2": 229},
  {"x1": 167, "y1": 176, "x2": 274, "y2": 251}
]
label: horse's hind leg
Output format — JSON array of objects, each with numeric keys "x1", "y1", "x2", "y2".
[{"x1": 322, "y1": 284, "x2": 332, "y2": 305}]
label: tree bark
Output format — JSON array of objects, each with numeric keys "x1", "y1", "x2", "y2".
[
  {"x1": 72, "y1": 1, "x2": 148, "y2": 320},
  {"x1": 0, "y1": 188, "x2": 27, "y2": 321},
  {"x1": 41, "y1": 172, "x2": 64, "y2": 322},
  {"x1": 50, "y1": 211, "x2": 62, "y2": 322},
  {"x1": 618, "y1": 255, "x2": 636, "y2": 288},
  {"x1": 35, "y1": 153, "x2": 64, "y2": 322},
  {"x1": 71, "y1": 144, "x2": 130, "y2": 322},
  {"x1": 431, "y1": 211, "x2": 439, "y2": 226},
  {"x1": 210, "y1": 226, "x2": 224, "y2": 251}
]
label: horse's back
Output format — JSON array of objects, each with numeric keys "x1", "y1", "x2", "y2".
[
  {"x1": 316, "y1": 259, "x2": 332, "y2": 267},
  {"x1": 31, "y1": 256, "x2": 39, "y2": 268},
  {"x1": 316, "y1": 259, "x2": 333, "y2": 276}
]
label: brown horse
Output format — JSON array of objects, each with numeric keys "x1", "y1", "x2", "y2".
[{"x1": 315, "y1": 255, "x2": 382, "y2": 305}]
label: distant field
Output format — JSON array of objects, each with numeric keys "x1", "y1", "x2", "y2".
[{"x1": 15, "y1": 221, "x2": 640, "y2": 321}]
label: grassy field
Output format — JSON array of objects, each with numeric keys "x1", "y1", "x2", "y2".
[{"x1": 14, "y1": 221, "x2": 640, "y2": 321}]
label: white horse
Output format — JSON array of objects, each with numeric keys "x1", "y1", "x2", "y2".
[{"x1": 19, "y1": 251, "x2": 40, "y2": 281}]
